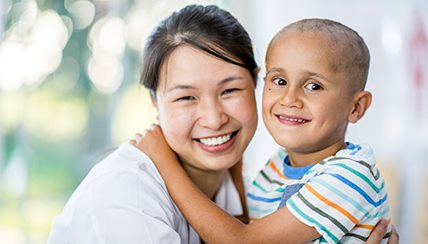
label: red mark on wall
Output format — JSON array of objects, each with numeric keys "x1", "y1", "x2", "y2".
[{"x1": 409, "y1": 16, "x2": 427, "y2": 116}]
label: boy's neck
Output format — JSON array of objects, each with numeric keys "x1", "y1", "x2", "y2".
[
  {"x1": 181, "y1": 163, "x2": 226, "y2": 200},
  {"x1": 287, "y1": 141, "x2": 347, "y2": 167}
]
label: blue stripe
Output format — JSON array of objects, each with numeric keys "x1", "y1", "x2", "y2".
[
  {"x1": 247, "y1": 192, "x2": 282, "y2": 203},
  {"x1": 313, "y1": 178, "x2": 389, "y2": 218},
  {"x1": 325, "y1": 173, "x2": 388, "y2": 207}
]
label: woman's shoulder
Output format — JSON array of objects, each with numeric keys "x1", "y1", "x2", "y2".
[
  {"x1": 87, "y1": 143, "x2": 162, "y2": 182},
  {"x1": 58, "y1": 143, "x2": 178, "y2": 221}
]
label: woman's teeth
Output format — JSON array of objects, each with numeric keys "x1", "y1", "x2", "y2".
[{"x1": 199, "y1": 134, "x2": 232, "y2": 146}]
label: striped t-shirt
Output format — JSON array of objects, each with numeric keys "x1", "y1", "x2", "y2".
[{"x1": 247, "y1": 143, "x2": 391, "y2": 243}]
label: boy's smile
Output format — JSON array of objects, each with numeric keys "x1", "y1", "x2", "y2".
[
  {"x1": 275, "y1": 114, "x2": 310, "y2": 125},
  {"x1": 262, "y1": 30, "x2": 358, "y2": 166}
]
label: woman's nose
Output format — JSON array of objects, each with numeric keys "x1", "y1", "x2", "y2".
[{"x1": 197, "y1": 100, "x2": 229, "y2": 130}]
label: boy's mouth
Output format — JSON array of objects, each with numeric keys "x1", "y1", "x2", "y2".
[
  {"x1": 196, "y1": 130, "x2": 239, "y2": 146},
  {"x1": 276, "y1": 114, "x2": 309, "y2": 124}
]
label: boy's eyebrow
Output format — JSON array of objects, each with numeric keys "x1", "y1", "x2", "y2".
[
  {"x1": 266, "y1": 68, "x2": 331, "y2": 82},
  {"x1": 167, "y1": 76, "x2": 245, "y2": 92},
  {"x1": 304, "y1": 70, "x2": 331, "y2": 82},
  {"x1": 265, "y1": 67, "x2": 284, "y2": 76}
]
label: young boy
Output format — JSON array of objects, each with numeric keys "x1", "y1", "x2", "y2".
[{"x1": 137, "y1": 18, "x2": 391, "y2": 243}]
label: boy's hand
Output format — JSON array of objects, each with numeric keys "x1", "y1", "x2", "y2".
[
  {"x1": 130, "y1": 124, "x2": 178, "y2": 164},
  {"x1": 366, "y1": 219, "x2": 399, "y2": 244}
]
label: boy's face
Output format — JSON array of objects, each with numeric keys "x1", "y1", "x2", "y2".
[{"x1": 262, "y1": 31, "x2": 357, "y2": 155}]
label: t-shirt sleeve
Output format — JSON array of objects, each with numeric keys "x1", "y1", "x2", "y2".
[{"x1": 286, "y1": 159, "x2": 386, "y2": 243}]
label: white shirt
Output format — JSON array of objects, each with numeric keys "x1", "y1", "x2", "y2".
[{"x1": 47, "y1": 143, "x2": 243, "y2": 244}]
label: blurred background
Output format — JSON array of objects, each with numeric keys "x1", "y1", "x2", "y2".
[{"x1": 0, "y1": 0, "x2": 426, "y2": 243}]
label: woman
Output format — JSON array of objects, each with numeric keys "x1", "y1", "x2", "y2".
[
  {"x1": 47, "y1": 4, "x2": 395, "y2": 244},
  {"x1": 48, "y1": 5, "x2": 256, "y2": 244}
]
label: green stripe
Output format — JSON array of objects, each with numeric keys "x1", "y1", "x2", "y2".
[
  {"x1": 278, "y1": 150, "x2": 286, "y2": 159},
  {"x1": 288, "y1": 198, "x2": 340, "y2": 243},
  {"x1": 260, "y1": 170, "x2": 284, "y2": 186},
  {"x1": 252, "y1": 180, "x2": 268, "y2": 193},
  {"x1": 328, "y1": 157, "x2": 380, "y2": 180},
  {"x1": 297, "y1": 193, "x2": 349, "y2": 234},
  {"x1": 344, "y1": 233, "x2": 367, "y2": 241},
  {"x1": 313, "y1": 178, "x2": 388, "y2": 219},
  {"x1": 275, "y1": 187, "x2": 285, "y2": 193},
  {"x1": 248, "y1": 206, "x2": 276, "y2": 215},
  {"x1": 319, "y1": 238, "x2": 329, "y2": 243},
  {"x1": 343, "y1": 230, "x2": 390, "y2": 241},
  {"x1": 328, "y1": 162, "x2": 384, "y2": 193}
]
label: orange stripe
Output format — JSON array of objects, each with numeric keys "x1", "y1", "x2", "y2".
[
  {"x1": 269, "y1": 161, "x2": 288, "y2": 180},
  {"x1": 249, "y1": 217, "x2": 258, "y2": 223},
  {"x1": 356, "y1": 218, "x2": 390, "y2": 230},
  {"x1": 306, "y1": 184, "x2": 358, "y2": 224},
  {"x1": 355, "y1": 224, "x2": 375, "y2": 230}
]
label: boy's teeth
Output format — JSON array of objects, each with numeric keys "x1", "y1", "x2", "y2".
[
  {"x1": 199, "y1": 134, "x2": 232, "y2": 146},
  {"x1": 279, "y1": 116, "x2": 307, "y2": 123}
]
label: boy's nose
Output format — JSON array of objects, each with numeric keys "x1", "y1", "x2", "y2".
[
  {"x1": 198, "y1": 100, "x2": 229, "y2": 130},
  {"x1": 280, "y1": 88, "x2": 303, "y2": 108}
]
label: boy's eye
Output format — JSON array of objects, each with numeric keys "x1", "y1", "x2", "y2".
[
  {"x1": 305, "y1": 82, "x2": 322, "y2": 90},
  {"x1": 221, "y1": 88, "x2": 240, "y2": 95},
  {"x1": 273, "y1": 78, "x2": 287, "y2": 86}
]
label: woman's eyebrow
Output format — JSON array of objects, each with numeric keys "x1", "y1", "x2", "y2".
[
  {"x1": 218, "y1": 76, "x2": 245, "y2": 85},
  {"x1": 167, "y1": 84, "x2": 197, "y2": 92},
  {"x1": 167, "y1": 76, "x2": 246, "y2": 92}
]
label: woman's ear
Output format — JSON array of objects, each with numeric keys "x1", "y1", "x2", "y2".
[
  {"x1": 348, "y1": 91, "x2": 372, "y2": 123},
  {"x1": 255, "y1": 67, "x2": 261, "y2": 76},
  {"x1": 150, "y1": 91, "x2": 158, "y2": 109}
]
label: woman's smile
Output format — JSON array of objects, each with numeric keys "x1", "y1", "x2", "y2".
[{"x1": 196, "y1": 130, "x2": 239, "y2": 153}]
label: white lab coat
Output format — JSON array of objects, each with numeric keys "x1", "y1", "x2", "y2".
[{"x1": 47, "y1": 143, "x2": 243, "y2": 244}]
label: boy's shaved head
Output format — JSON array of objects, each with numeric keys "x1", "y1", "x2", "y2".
[{"x1": 269, "y1": 18, "x2": 370, "y2": 93}]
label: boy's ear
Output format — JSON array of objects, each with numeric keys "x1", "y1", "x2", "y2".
[{"x1": 348, "y1": 91, "x2": 372, "y2": 123}]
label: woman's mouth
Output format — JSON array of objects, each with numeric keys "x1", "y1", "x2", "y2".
[{"x1": 197, "y1": 131, "x2": 238, "y2": 146}]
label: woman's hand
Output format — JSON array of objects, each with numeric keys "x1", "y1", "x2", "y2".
[{"x1": 130, "y1": 124, "x2": 178, "y2": 165}]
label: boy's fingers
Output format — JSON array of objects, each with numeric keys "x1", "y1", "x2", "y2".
[{"x1": 366, "y1": 219, "x2": 388, "y2": 244}]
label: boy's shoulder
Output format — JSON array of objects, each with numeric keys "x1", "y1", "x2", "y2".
[{"x1": 304, "y1": 142, "x2": 382, "y2": 186}]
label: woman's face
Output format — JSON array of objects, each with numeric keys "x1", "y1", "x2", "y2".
[{"x1": 154, "y1": 45, "x2": 257, "y2": 171}]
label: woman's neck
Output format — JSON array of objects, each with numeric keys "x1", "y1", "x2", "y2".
[{"x1": 181, "y1": 163, "x2": 226, "y2": 200}]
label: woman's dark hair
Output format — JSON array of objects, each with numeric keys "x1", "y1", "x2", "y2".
[{"x1": 140, "y1": 4, "x2": 258, "y2": 95}]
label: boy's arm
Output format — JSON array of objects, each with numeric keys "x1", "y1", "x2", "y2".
[
  {"x1": 228, "y1": 159, "x2": 249, "y2": 223},
  {"x1": 132, "y1": 126, "x2": 397, "y2": 244},
  {"x1": 133, "y1": 126, "x2": 319, "y2": 243}
]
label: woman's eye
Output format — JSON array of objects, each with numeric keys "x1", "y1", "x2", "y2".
[
  {"x1": 175, "y1": 96, "x2": 195, "y2": 101},
  {"x1": 273, "y1": 78, "x2": 287, "y2": 86},
  {"x1": 222, "y1": 88, "x2": 240, "y2": 95},
  {"x1": 305, "y1": 83, "x2": 322, "y2": 90}
]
